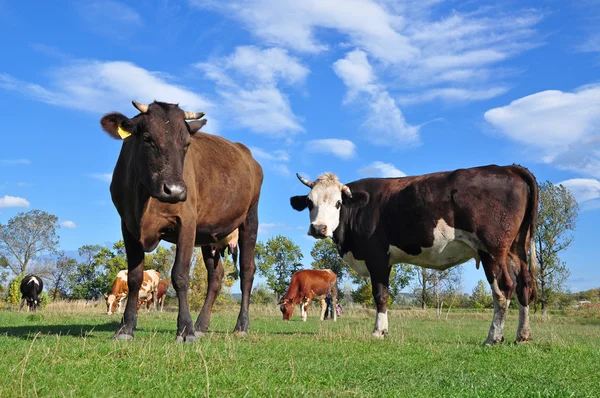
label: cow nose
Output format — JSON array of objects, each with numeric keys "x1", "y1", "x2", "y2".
[
  {"x1": 309, "y1": 223, "x2": 327, "y2": 237},
  {"x1": 163, "y1": 183, "x2": 187, "y2": 201}
]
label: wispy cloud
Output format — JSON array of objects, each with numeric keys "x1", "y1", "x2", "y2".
[
  {"x1": 558, "y1": 178, "x2": 600, "y2": 203},
  {"x1": 333, "y1": 50, "x2": 419, "y2": 147},
  {"x1": 88, "y1": 173, "x2": 112, "y2": 183},
  {"x1": 358, "y1": 161, "x2": 406, "y2": 178},
  {"x1": 60, "y1": 220, "x2": 77, "y2": 229},
  {"x1": 196, "y1": 46, "x2": 308, "y2": 137},
  {"x1": 250, "y1": 146, "x2": 290, "y2": 176},
  {"x1": 77, "y1": 1, "x2": 143, "y2": 40},
  {"x1": 306, "y1": 139, "x2": 357, "y2": 160},
  {"x1": 0, "y1": 60, "x2": 215, "y2": 131},
  {"x1": 484, "y1": 84, "x2": 600, "y2": 177},
  {"x1": 0, "y1": 159, "x2": 30, "y2": 165},
  {"x1": 0, "y1": 195, "x2": 30, "y2": 208},
  {"x1": 192, "y1": 1, "x2": 542, "y2": 105},
  {"x1": 258, "y1": 222, "x2": 290, "y2": 236}
]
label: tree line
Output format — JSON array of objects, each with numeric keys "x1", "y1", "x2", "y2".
[{"x1": 0, "y1": 181, "x2": 584, "y2": 313}]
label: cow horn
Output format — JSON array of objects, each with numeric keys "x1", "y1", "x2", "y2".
[
  {"x1": 132, "y1": 100, "x2": 149, "y2": 113},
  {"x1": 296, "y1": 173, "x2": 314, "y2": 188},
  {"x1": 183, "y1": 111, "x2": 206, "y2": 120},
  {"x1": 341, "y1": 184, "x2": 353, "y2": 198}
]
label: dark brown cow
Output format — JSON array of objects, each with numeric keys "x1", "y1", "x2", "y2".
[
  {"x1": 290, "y1": 165, "x2": 538, "y2": 344},
  {"x1": 138, "y1": 279, "x2": 169, "y2": 312},
  {"x1": 101, "y1": 101, "x2": 263, "y2": 342},
  {"x1": 279, "y1": 269, "x2": 338, "y2": 322}
]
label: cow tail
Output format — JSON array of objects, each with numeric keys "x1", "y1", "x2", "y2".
[{"x1": 517, "y1": 165, "x2": 540, "y2": 311}]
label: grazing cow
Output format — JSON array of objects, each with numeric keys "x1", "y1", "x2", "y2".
[
  {"x1": 290, "y1": 165, "x2": 539, "y2": 344},
  {"x1": 105, "y1": 270, "x2": 161, "y2": 314},
  {"x1": 19, "y1": 274, "x2": 43, "y2": 312},
  {"x1": 105, "y1": 270, "x2": 128, "y2": 314},
  {"x1": 101, "y1": 101, "x2": 263, "y2": 342},
  {"x1": 138, "y1": 279, "x2": 169, "y2": 312},
  {"x1": 279, "y1": 269, "x2": 338, "y2": 322}
]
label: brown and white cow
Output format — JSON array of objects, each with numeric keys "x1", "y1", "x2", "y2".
[
  {"x1": 101, "y1": 101, "x2": 263, "y2": 342},
  {"x1": 279, "y1": 269, "x2": 338, "y2": 322},
  {"x1": 105, "y1": 269, "x2": 161, "y2": 314},
  {"x1": 138, "y1": 279, "x2": 169, "y2": 312},
  {"x1": 290, "y1": 165, "x2": 539, "y2": 344}
]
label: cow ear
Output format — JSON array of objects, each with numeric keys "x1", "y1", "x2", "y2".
[
  {"x1": 187, "y1": 119, "x2": 207, "y2": 135},
  {"x1": 343, "y1": 190, "x2": 369, "y2": 208},
  {"x1": 290, "y1": 195, "x2": 308, "y2": 211},
  {"x1": 101, "y1": 113, "x2": 136, "y2": 140},
  {"x1": 104, "y1": 294, "x2": 108, "y2": 300}
]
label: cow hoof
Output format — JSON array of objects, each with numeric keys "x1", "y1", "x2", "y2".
[
  {"x1": 115, "y1": 334, "x2": 134, "y2": 341},
  {"x1": 484, "y1": 337, "x2": 504, "y2": 346},
  {"x1": 372, "y1": 330, "x2": 387, "y2": 339},
  {"x1": 194, "y1": 331, "x2": 205, "y2": 338},
  {"x1": 175, "y1": 335, "x2": 197, "y2": 343},
  {"x1": 515, "y1": 336, "x2": 532, "y2": 344},
  {"x1": 233, "y1": 330, "x2": 247, "y2": 337}
]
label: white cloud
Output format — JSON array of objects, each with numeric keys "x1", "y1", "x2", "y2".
[
  {"x1": 0, "y1": 195, "x2": 30, "y2": 208},
  {"x1": 399, "y1": 87, "x2": 509, "y2": 105},
  {"x1": 192, "y1": 1, "x2": 541, "y2": 104},
  {"x1": 250, "y1": 147, "x2": 290, "y2": 176},
  {"x1": 333, "y1": 50, "x2": 420, "y2": 146},
  {"x1": 196, "y1": 46, "x2": 307, "y2": 137},
  {"x1": 358, "y1": 161, "x2": 406, "y2": 178},
  {"x1": 60, "y1": 221, "x2": 77, "y2": 229},
  {"x1": 0, "y1": 60, "x2": 215, "y2": 131},
  {"x1": 0, "y1": 159, "x2": 30, "y2": 165},
  {"x1": 306, "y1": 139, "x2": 357, "y2": 160},
  {"x1": 578, "y1": 34, "x2": 600, "y2": 53},
  {"x1": 88, "y1": 173, "x2": 112, "y2": 183},
  {"x1": 258, "y1": 222, "x2": 289, "y2": 235},
  {"x1": 484, "y1": 85, "x2": 600, "y2": 177},
  {"x1": 77, "y1": 1, "x2": 143, "y2": 39},
  {"x1": 558, "y1": 178, "x2": 600, "y2": 203}
]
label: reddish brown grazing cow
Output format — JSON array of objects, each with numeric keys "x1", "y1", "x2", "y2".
[
  {"x1": 290, "y1": 165, "x2": 538, "y2": 343},
  {"x1": 138, "y1": 279, "x2": 169, "y2": 312},
  {"x1": 105, "y1": 270, "x2": 161, "y2": 314},
  {"x1": 279, "y1": 269, "x2": 338, "y2": 322},
  {"x1": 101, "y1": 101, "x2": 263, "y2": 342}
]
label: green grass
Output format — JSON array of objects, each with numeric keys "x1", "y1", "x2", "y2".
[{"x1": 0, "y1": 305, "x2": 598, "y2": 397}]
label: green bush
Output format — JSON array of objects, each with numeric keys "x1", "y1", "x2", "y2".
[{"x1": 6, "y1": 275, "x2": 24, "y2": 305}]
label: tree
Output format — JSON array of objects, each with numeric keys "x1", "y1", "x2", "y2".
[
  {"x1": 412, "y1": 266, "x2": 462, "y2": 312},
  {"x1": 255, "y1": 235, "x2": 303, "y2": 300},
  {"x1": 471, "y1": 279, "x2": 493, "y2": 309},
  {"x1": 310, "y1": 238, "x2": 350, "y2": 283},
  {"x1": 349, "y1": 264, "x2": 413, "y2": 306},
  {"x1": 68, "y1": 245, "x2": 108, "y2": 300},
  {"x1": 250, "y1": 284, "x2": 275, "y2": 304},
  {"x1": 0, "y1": 209, "x2": 60, "y2": 276},
  {"x1": 189, "y1": 249, "x2": 207, "y2": 311},
  {"x1": 49, "y1": 252, "x2": 78, "y2": 300},
  {"x1": 146, "y1": 244, "x2": 176, "y2": 278},
  {"x1": 536, "y1": 181, "x2": 578, "y2": 316}
]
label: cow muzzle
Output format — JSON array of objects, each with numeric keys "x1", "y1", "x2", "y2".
[
  {"x1": 159, "y1": 183, "x2": 187, "y2": 203},
  {"x1": 309, "y1": 223, "x2": 328, "y2": 239}
]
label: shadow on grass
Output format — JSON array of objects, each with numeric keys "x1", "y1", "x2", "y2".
[{"x1": 0, "y1": 322, "x2": 177, "y2": 340}]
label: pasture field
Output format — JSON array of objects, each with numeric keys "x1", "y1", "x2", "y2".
[{"x1": 0, "y1": 303, "x2": 598, "y2": 397}]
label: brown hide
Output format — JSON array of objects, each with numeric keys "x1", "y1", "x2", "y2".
[{"x1": 279, "y1": 269, "x2": 337, "y2": 320}]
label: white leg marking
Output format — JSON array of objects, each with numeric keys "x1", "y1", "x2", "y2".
[
  {"x1": 516, "y1": 304, "x2": 531, "y2": 342},
  {"x1": 372, "y1": 311, "x2": 388, "y2": 338},
  {"x1": 320, "y1": 299, "x2": 326, "y2": 321},
  {"x1": 485, "y1": 279, "x2": 508, "y2": 345}
]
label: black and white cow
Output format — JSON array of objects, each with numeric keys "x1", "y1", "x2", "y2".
[
  {"x1": 290, "y1": 165, "x2": 539, "y2": 344},
  {"x1": 19, "y1": 274, "x2": 44, "y2": 312}
]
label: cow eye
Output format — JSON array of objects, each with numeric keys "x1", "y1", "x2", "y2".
[
  {"x1": 335, "y1": 200, "x2": 342, "y2": 209},
  {"x1": 183, "y1": 143, "x2": 190, "y2": 152},
  {"x1": 142, "y1": 133, "x2": 152, "y2": 143},
  {"x1": 307, "y1": 199, "x2": 314, "y2": 211}
]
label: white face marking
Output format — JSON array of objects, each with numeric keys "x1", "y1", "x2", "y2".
[
  {"x1": 307, "y1": 184, "x2": 343, "y2": 238},
  {"x1": 106, "y1": 294, "x2": 117, "y2": 314},
  {"x1": 388, "y1": 219, "x2": 483, "y2": 269},
  {"x1": 342, "y1": 251, "x2": 369, "y2": 277}
]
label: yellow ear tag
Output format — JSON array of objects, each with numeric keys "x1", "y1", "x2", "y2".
[{"x1": 117, "y1": 125, "x2": 131, "y2": 139}]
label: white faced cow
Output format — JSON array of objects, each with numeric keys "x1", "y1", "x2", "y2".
[{"x1": 290, "y1": 165, "x2": 539, "y2": 344}]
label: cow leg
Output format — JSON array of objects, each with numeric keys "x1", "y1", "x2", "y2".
[
  {"x1": 234, "y1": 201, "x2": 259, "y2": 334},
  {"x1": 302, "y1": 298, "x2": 311, "y2": 322},
  {"x1": 194, "y1": 246, "x2": 224, "y2": 335},
  {"x1": 320, "y1": 299, "x2": 326, "y2": 321},
  {"x1": 515, "y1": 257, "x2": 533, "y2": 343},
  {"x1": 370, "y1": 264, "x2": 391, "y2": 338},
  {"x1": 172, "y1": 225, "x2": 196, "y2": 343},
  {"x1": 18, "y1": 298, "x2": 25, "y2": 312},
  {"x1": 331, "y1": 284, "x2": 338, "y2": 322},
  {"x1": 115, "y1": 222, "x2": 144, "y2": 340},
  {"x1": 481, "y1": 251, "x2": 514, "y2": 345}
]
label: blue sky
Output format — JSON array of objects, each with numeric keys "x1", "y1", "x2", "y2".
[{"x1": 1, "y1": 0, "x2": 599, "y2": 294}]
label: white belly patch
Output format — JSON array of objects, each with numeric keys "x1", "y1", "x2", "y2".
[
  {"x1": 342, "y1": 251, "x2": 369, "y2": 277},
  {"x1": 388, "y1": 219, "x2": 482, "y2": 270}
]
